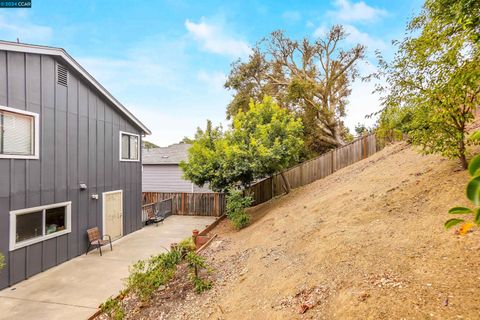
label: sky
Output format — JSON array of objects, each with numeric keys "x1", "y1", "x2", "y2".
[{"x1": 0, "y1": 0, "x2": 423, "y2": 146}]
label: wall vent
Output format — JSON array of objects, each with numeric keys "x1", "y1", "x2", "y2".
[{"x1": 57, "y1": 64, "x2": 68, "y2": 87}]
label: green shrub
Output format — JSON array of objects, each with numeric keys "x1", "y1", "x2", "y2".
[
  {"x1": 230, "y1": 211, "x2": 250, "y2": 230},
  {"x1": 100, "y1": 296, "x2": 125, "y2": 320},
  {"x1": 125, "y1": 249, "x2": 181, "y2": 300},
  {"x1": 226, "y1": 188, "x2": 253, "y2": 230}
]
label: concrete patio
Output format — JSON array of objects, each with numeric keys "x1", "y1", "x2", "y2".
[{"x1": 0, "y1": 215, "x2": 216, "y2": 320}]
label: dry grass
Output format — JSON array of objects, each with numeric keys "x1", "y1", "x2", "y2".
[{"x1": 169, "y1": 142, "x2": 480, "y2": 319}]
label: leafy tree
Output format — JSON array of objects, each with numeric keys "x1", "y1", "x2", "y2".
[
  {"x1": 0, "y1": 253, "x2": 4, "y2": 270},
  {"x1": 142, "y1": 140, "x2": 159, "y2": 149},
  {"x1": 229, "y1": 96, "x2": 304, "y2": 192},
  {"x1": 180, "y1": 136, "x2": 194, "y2": 144},
  {"x1": 225, "y1": 26, "x2": 365, "y2": 155},
  {"x1": 354, "y1": 123, "x2": 373, "y2": 136},
  {"x1": 181, "y1": 97, "x2": 304, "y2": 193},
  {"x1": 179, "y1": 120, "x2": 231, "y2": 192},
  {"x1": 375, "y1": 0, "x2": 480, "y2": 169}
]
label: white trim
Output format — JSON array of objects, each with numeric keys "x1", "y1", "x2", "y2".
[
  {"x1": 0, "y1": 41, "x2": 151, "y2": 135},
  {"x1": 119, "y1": 131, "x2": 140, "y2": 162},
  {"x1": 0, "y1": 105, "x2": 40, "y2": 159},
  {"x1": 9, "y1": 201, "x2": 72, "y2": 251},
  {"x1": 102, "y1": 190, "x2": 123, "y2": 239}
]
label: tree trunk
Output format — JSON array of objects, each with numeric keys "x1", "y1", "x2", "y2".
[
  {"x1": 316, "y1": 118, "x2": 345, "y2": 148},
  {"x1": 280, "y1": 172, "x2": 291, "y2": 194},
  {"x1": 333, "y1": 124, "x2": 345, "y2": 146},
  {"x1": 459, "y1": 138, "x2": 468, "y2": 170},
  {"x1": 460, "y1": 154, "x2": 468, "y2": 170}
]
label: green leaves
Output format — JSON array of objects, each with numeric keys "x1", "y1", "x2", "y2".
[
  {"x1": 468, "y1": 154, "x2": 480, "y2": 176},
  {"x1": 444, "y1": 218, "x2": 465, "y2": 229},
  {"x1": 475, "y1": 208, "x2": 480, "y2": 225},
  {"x1": 448, "y1": 207, "x2": 472, "y2": 214},
  {"x1": 226, "y1": 188, "x2": 252, "y2": 230},
  {"x1": 470, "y1": 130, "x2": 480, "y2": 142},
  {"x1": 466, "y1": 176, "x2": 480, "y2": 205},
  {"x1": 446, "y1": 153, "x2": 480, "y2": 233}
]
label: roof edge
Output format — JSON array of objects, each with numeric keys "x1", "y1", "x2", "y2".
[{"x1": 0, "y1": 41, "x2": 151, "y2": 135}]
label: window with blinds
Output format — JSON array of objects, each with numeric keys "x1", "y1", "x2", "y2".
[
  {"x1": 0, "y1": 106, "x2": 38, "y2": 158},
  {"x1": 120, "y1": 131, "x2": 139, "y2": 161}
]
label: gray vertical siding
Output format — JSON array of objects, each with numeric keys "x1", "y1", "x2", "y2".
[
  {"x1": 0, "y1": 51, "x2": 144, "y2": 289},
  {"x1": 142, "y1": 164, "x2": 212, "y2": 193}
]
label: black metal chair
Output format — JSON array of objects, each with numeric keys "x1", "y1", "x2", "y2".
[{"x1": 145, "y1": 204, "x2": 165, "y2": 226}]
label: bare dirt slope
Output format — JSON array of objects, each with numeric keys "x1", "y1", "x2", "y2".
[{"x1": 170, "y1": 143, "x2": 480, "y2": 319}]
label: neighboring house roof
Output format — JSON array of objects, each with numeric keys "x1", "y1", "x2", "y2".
[
  {"x1": 0, "y1": 40, "x2": 151, "y2": 135},
  {"x1": 143, "y1": 143, "x2": 191, "y2": 164}
]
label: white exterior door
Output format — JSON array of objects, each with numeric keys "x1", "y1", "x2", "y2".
[{"x1": 103, "y1": 190, "x2": 123, "y2": 241}]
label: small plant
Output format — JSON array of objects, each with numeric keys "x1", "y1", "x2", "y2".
[
  {"x1": 446, "y1": 132, "x2": 480, "y2": 234},
  {"x1": 100, "y1": 296, "x2": 125, "y2": 320},
  {"x1": 191, "y1": 276, "x2": 212, "y2": 293},
  {"x1": 185, "y1": 251, "x2": 212, "y2": 294},
  {"x1": 0, "y1": 253, "x2": 5, "y2": 270},
  {"x1": 226, "y1": 188, "x2": 253, "y2": 229},
  {"x1": 177, "y1": 237, "x2": 196, "y2": 253}
]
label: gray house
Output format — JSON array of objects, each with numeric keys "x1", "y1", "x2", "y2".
[
  {"x1": 142, "y1": 144, "x2": 212, "y2": 193},
  {"x1": 0, "y1": 41, "x2": 150, "y2": 289}
]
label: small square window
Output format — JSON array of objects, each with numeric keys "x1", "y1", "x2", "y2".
[
  {"x1": 120, "y1": 132, "x2": 140, "y2": 161},
  {"x1": 0, "y1": 106, "x2": 39, "y2": 159}
]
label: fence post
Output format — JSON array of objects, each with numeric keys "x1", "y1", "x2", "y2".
[
  {"x1": 214, "y1": 193, "x2": 218, "y2": 216},
  {"x1": 181, "y1": 193, "x2": 185, "y2": 214},
  {"x1": 271, "y1": 177, "x2": 274, "y2": 201},
  {"x1": 363, "y1": 135, "x2": 368, "y2": 159},
  {"x1": 331, "y1": 150, "x2": 335, "y2": 173}
]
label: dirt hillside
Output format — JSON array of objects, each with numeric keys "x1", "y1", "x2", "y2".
[{"x1": 170, "y1": 142, "x2": 480, "y2": 319}]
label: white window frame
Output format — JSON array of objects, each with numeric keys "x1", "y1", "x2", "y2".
[
  {"x1": 0, "y1": 105, "x2": 40, "y2": 160},
  {"x1": 9, "y1": 201, "x2": 72, "y2": 251},
  {"x1": 119, "y1": 131, "x2": 140, "y2": 162}
]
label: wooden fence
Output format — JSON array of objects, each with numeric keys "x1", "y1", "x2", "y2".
[
  {"x1": 142, "y1": 192, "x2": 225, "y2": 217},
  {"x1": 142, "y1": 134, "x2": 380, "y2": 215},
  {"x1": 244, "y1": 134, "x2": 379, "y2": 206}
]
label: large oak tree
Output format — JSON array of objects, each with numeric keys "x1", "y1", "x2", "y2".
[{"x1": 225, "y1": 25, "x2": 365, "y2": 155}]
